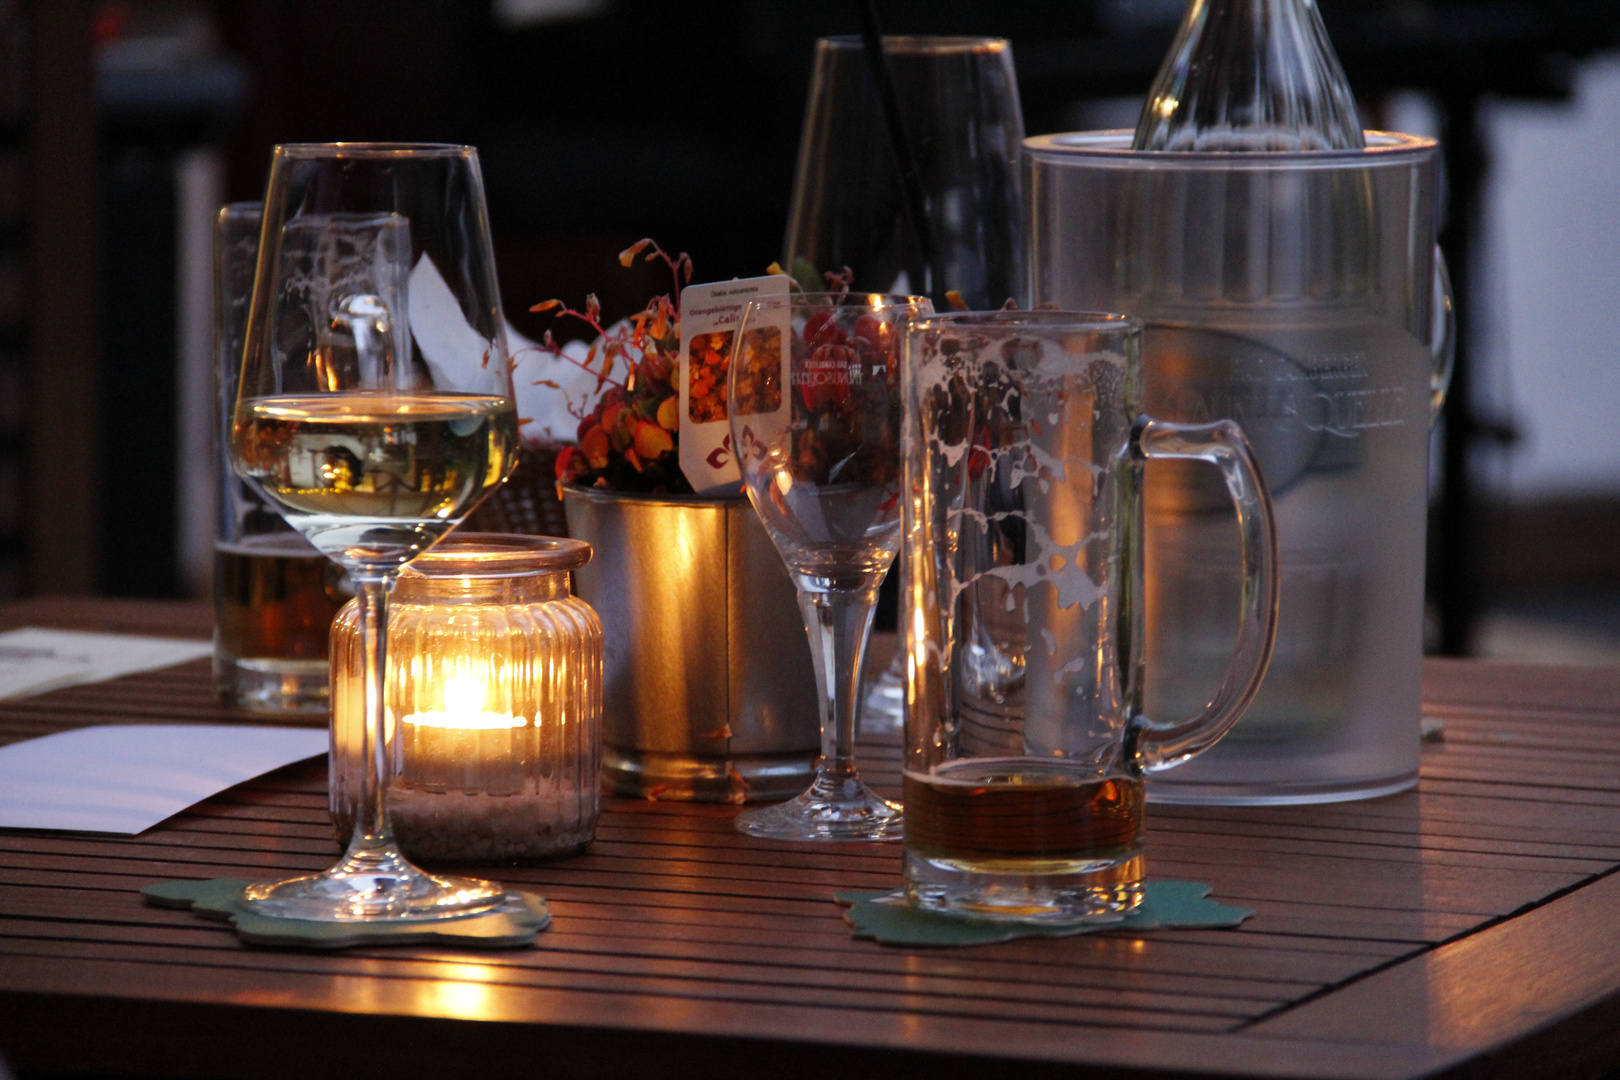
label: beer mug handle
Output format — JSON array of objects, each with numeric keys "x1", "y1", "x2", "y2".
[
  {"x1": 1130, "y1": 417, "x2": 1281, "y2": 773},
  {"x1": 1429, "y1": 245, "x2": 1456, "y2": 421}
]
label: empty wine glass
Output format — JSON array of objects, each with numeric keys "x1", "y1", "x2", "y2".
[
  {"x1": 784, "y1": 36, "x2": 1026, "y2": 732},
  {"x1": 728, "y1": 292, "x2": 930, "y2": 841},
  {"x1": 232, "y1": 144, "x2": 519, "y2": 920}
]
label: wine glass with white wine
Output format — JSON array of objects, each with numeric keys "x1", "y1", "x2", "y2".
[{"x1": 232, "y1": 144, "x2": 518, "y2": 921}]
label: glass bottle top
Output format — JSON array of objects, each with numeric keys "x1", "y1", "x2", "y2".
[{"x1": 1133, "y1": 0, "x2": 1363, "y2": 152}]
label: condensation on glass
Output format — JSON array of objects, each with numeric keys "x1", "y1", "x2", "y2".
[{"x1": 1026, "y1": 132, "x2": 1451, "y2": 804}]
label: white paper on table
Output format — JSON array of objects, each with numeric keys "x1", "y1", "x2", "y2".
[
  {"x1": 0, "y1": 628, "x2": 213, "y2": 701},
  {"x1": 0, "y1": 724, "x2": 329, "y2": 835}
]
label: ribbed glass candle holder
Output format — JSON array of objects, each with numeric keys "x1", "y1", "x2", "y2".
[{"x1": 330, "y1": 534, "x2": 602, "y2": 862}]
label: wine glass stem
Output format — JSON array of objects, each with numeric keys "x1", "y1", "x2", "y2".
[
  {"x1": 347, "y1": 570, "x2": 399, "y2": 867},
  {"x1": 796, "y1": 585, "x2": 879, "y2": 783}
]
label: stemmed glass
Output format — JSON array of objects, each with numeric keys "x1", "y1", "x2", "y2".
[
  {"x1": 727, "y1": 292, "x2": 930, "y2": 841},
  {"x1": 784, "y1": 36, "x2": 1026, "y2": 732},
  {"x1": 232, "y1": 144, "x2": 518, "y2": 920}
]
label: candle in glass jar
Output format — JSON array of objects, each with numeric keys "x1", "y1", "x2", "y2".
[
  {"x1": 401, "y1": 673, "x2": 528, "y2": 794},
  {"x1": 330, "y1": 534, "x2": 603, "y2": 863}
]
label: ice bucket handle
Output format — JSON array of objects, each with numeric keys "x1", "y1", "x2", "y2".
[
  {"x1": 1130, "y1": 417, "x2": 1280, "y2": 773},
  {"x1": 1430, "y1": 245, "x2": 1456, "y2": 421}
]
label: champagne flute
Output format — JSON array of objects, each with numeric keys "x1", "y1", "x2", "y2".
[
  {"x1": 233, "y1": 144, "x2": 518, "y2": 920},
  {"x1": 728, "y1": 292, "x2": 930, "y2": 841}
]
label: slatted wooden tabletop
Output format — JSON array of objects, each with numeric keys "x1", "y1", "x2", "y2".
[{"x1": 1, "y1": 597, "x2": 1619, "y2": 1080}]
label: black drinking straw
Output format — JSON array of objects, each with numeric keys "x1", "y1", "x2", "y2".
[{"x1": 855, "y1": 0, "x2": 942, "y2": 297}]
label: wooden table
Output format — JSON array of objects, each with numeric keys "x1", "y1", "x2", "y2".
[{"x1": 2, "y1": 597, "x2": 1619, "y2": 1080}]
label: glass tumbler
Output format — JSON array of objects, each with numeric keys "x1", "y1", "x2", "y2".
[
  {"x1": 212, "y1": 202, "x2": 347, "y2": 713},
  {"x1": 785, "y1": 35, "x2": 1027, "y2": 731},
  {"x1": 330, "y1": 534, "x2": 603, "y2": 863},
  {"x1": 784, "y1": 35, "x2": 1025, "y2": 306}
]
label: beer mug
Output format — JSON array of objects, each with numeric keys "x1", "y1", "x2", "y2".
[{"x1": 901, "y1": 311, "x2": 1279, "y2": 922}]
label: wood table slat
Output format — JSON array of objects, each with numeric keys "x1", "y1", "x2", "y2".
[{"x1": 1, "y1": 598, "x2": 1619, "y2": 1080}]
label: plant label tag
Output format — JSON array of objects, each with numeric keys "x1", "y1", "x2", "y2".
[{"x1": 677, "y1": 274, "x2": 791, "y2": 493}]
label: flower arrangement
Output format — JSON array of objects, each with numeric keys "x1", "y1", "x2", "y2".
[
  {"x1": 529, "y1": 246, "x2": 933, "y2": 497},
  {"x1": 532, "y1": 239, "x2": 694, "y2": 494}
]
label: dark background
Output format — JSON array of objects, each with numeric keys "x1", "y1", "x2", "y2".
[{"x1": 4, "y1": 0, "x2": 1619, "y2": 654}]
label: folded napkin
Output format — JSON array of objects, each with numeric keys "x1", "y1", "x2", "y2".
[
  {"x1": 408, "y1": 252, "x2": 595, "y2": 445},
  {"x1": 0, "y1": 627, "x2": 212, "y2": 701}
]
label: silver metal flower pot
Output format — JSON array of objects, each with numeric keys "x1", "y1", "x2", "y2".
[{"x1": 561, "y1": 485, "x2": 819, "y2": 802}]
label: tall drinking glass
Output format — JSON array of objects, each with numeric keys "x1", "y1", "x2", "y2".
[
  {"x1": 213, "y1": 202, "x2": 348, "y2": 714},
  {"x1": 728, "y1": 292, "x2": 930, "y2": 841},
  {"x1": 784, "y1": 36, "x2": 1025, "y2": 305},
  {"x1": 233, "y1": 144, "x2": 519, "y2": 920},
  {"x1": 784, "y1": 36, "x2": 1026, "y2": 731}
]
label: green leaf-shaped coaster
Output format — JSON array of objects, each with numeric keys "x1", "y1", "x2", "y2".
[
  {"x1": 836, "y1": 880, "x2": 1252, "y2": 947},
  {"x1": 142, "y1": 878, "x2": 550, "y2": 950}
]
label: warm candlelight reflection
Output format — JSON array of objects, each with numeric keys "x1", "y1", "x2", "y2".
[{"x1": 417, "y1": 963, "x2": 506, "y2": 1021}]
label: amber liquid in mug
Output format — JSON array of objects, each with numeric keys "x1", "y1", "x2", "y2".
[{"x1": 904, "y1": 760, "x2": 1144, "y2": 866}]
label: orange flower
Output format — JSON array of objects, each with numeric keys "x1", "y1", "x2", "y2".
[
  {"x1": 554, "y1": 445, "x2": 578, "y2": 477},
  {"x1": 618, "y1": 238, "x2": 653, "y2": 267},
  {"x1": 581, "y1": 425, "x2": 610, "y2": 469},
  {"x1": 529, "y1": 239, "x2": 695, "y2": 493},
  {"x1": 634, "y1": 419, "x2": 674, "y2": 460}
]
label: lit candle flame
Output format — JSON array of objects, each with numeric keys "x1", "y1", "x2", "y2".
[
  {"x1": 444, "y1": 673, "x2": 485, "y2": 717},
  {"x1": 402, "y1": 671, "x2": 526, "y2": 729}
]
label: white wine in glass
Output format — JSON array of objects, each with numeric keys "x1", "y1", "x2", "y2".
[
  {"x1": 232, "y1": 144, "x2": 518, "y2": 921},
  {"x1": 237, "y1": 391, "x2": 515, "y2": 560}
]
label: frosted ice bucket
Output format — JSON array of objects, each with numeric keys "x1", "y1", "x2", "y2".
[{"x1": 1026, "y1": 131, "x2": 1451, "y2": 804}]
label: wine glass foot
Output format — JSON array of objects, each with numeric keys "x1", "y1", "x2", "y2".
[
  {"x1": 735, "y1": 775, "x2": 903, "y2": 842},
  {"x1": 242, "y1": 852, "x2": 506, "y2": 922}
]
